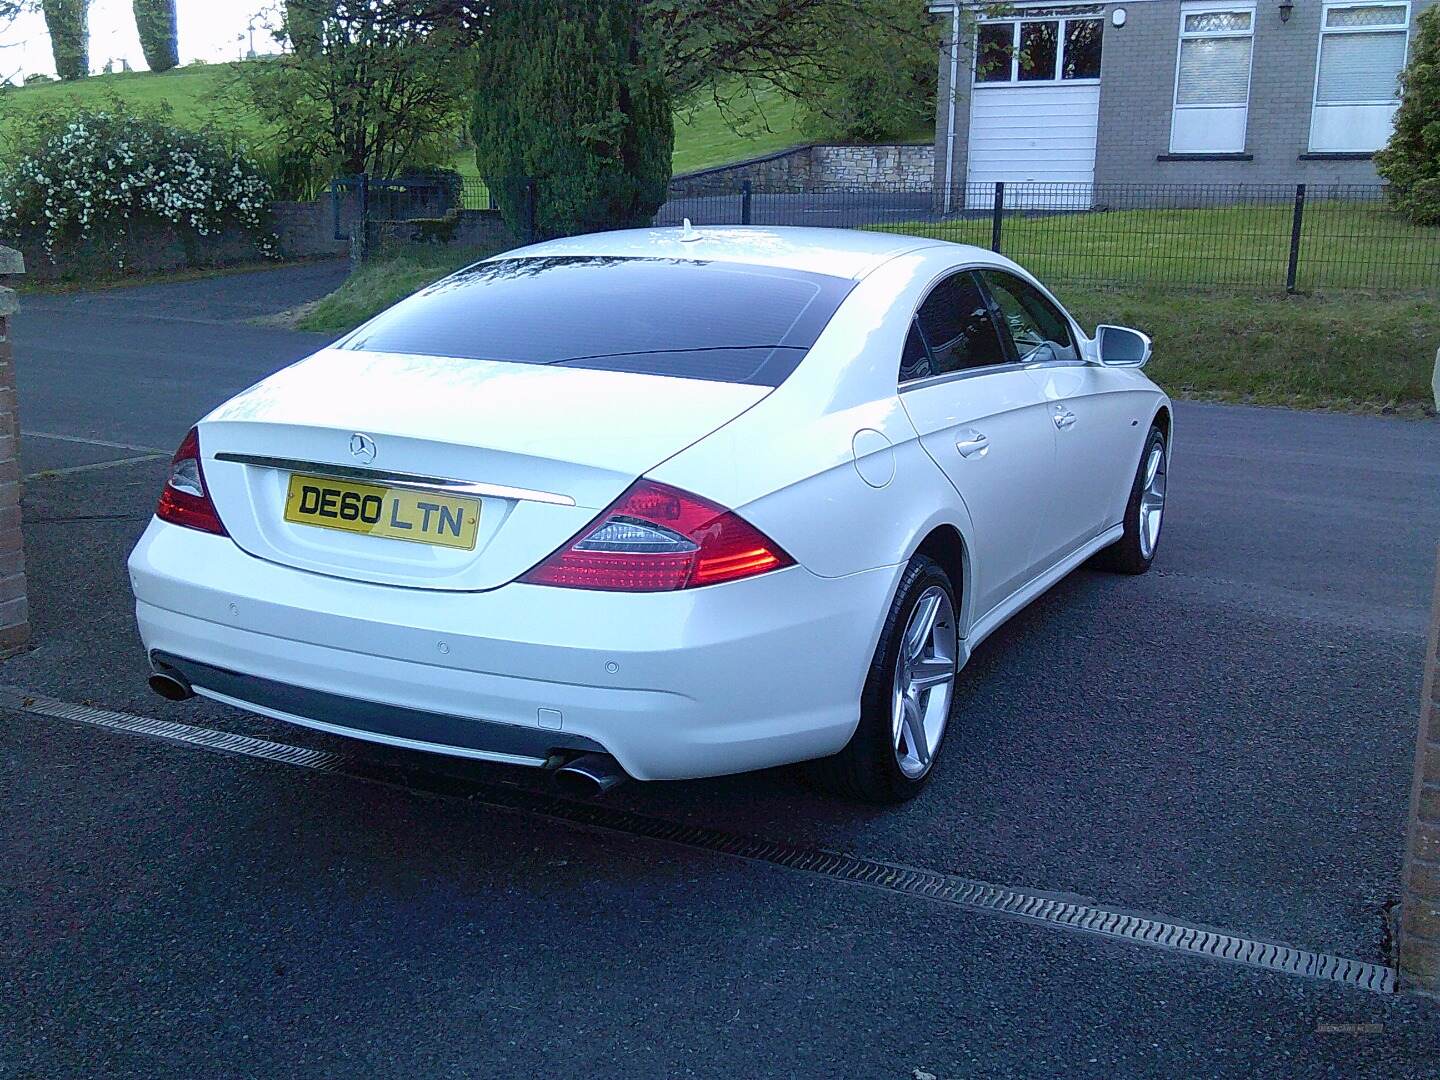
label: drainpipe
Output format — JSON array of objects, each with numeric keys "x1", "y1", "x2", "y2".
[{"x1": 942, "y1": 3, "x2": 961, "y2": 215}]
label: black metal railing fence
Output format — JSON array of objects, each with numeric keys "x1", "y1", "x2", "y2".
[
  {"x1": 658, "y1": 180, "x2": 1436, "y2": 293},
  {"x1": 330, "y1": 173, "x2": 1437, "y2": 293}
]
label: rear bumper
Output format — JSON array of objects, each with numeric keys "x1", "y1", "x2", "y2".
[
  {"x1": 129, "y1": 519, "x2": 899, "y2": 780},
  {"x1": 149, "y1": 651, "x2": 606, "y2": 766}
]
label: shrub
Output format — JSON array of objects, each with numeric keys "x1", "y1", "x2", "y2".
[
  {"x1": 1376, "y1": 7, "x2": 1440, "y2": 225},
  {"x1": 472, "y1": 0, "x2": 672, "y2": 239},
  {"x1": 0, "y1": 102, "x2": 278, "y2": 270}
]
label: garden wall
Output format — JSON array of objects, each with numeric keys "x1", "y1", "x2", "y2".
[
  {"x1": 671, "y1": 143, "x2": 935, "y2": 195},
  {"x1": 372, "y1": 208, "x2": 519, "y2": 253},
  {"x1": 3, "y1": 200, "x2": 524, "y2": 283},
  {"x1": 11, "y1": 221, "x2": 266, "y2": 284}
]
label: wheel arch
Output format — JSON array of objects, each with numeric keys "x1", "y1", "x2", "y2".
[
  {"x1": 1152, "y1": 403, "x2": 1172, "y2": 442},
  {"x1": 910, "y1": 523, "x2": 974, "y2": 641}
]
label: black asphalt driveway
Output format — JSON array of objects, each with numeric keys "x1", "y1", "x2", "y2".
[
  {"x1": 11, "y1": 261, "x2": 347, "y2": 475},
  {"x1": 3, "y1": 263, "x2": 1439, "y2": 1077}
]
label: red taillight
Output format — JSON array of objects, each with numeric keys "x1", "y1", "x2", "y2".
[
  {"x1": 521, "y1": 480, "x2": 794, "y2": 592},
  {"x1": 155, "y1": 427, "x2": 227, "y2": 536}
]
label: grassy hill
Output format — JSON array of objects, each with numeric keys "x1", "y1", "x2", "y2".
[
  {"x1": 0, "y1": 65, "x2": 259, "y2": 135},
  {"x1": 0, "y1": 63, "x2": 814, "y2": 179},
  {"x1": 670, "y1": 85, "x2": 809, "y2": 174}
]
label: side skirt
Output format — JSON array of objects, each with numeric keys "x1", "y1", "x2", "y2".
[{"x1": 959, "y1": 524, "x2": 1125, "y2": 665}]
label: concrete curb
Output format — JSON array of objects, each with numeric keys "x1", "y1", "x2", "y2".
[{"x1": 1431, "y1": 346, "x2": 1438, "y2": 414}]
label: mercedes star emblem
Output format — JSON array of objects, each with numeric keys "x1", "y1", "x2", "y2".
[{"x1": 349, "y1": 433, "x2": 377, "y2": 464}]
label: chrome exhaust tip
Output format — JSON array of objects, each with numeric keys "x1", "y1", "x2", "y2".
[
  {"x1": 553, "y1": 753, "x2": 627, "y2": 798},
  {"x1": 147, "y1": 671, "x2": 193, "y2": 702}
]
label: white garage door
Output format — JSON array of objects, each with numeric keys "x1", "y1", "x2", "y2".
[{"x1": 966, "y1": 83, "x2": 1101, "y2": 210}]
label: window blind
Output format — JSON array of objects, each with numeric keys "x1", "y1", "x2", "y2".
[
  {"x1": 1316, "y1": 31, "x2": 1407, "y2": 103},
  {"x1": 1177, "y1": 37, "x2": 1252, "y2": 105}
]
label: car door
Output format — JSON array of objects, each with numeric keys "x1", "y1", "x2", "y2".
[
  {"x1": 978, "y1": 268, "x2": 1140, "y2": 568},
  {"x1": 898, "y1": 270, "x2": 1057, "y2": 620}
]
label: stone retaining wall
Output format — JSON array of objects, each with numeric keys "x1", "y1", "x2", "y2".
[
  {"x1": 811, "y1": 144, "x2": 935, "y2": 187},
  {"x1": 373, "y1": 208, "x2": 519, "y2": 253},
  {"x1": 14, "y1": 220, "x2": 268, "y2": 283},
  {"x1": 273, "y1": 200, "x2": 349, "y2": 260},
  {"x1": 10, "y1": 199, "x2": 518, "y2": 282},
  {"x1": 671, "y1": 143, "x2": 935, "y2": 195}
]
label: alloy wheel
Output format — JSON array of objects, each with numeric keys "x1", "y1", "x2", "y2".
[
  {"x1": 891, "y1": 586, "x2": 957, "y2": 780},
  {"x1": 1139, "y1": 442, "x2": 1167, "y2": 559}
]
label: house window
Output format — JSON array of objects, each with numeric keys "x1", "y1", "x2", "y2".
[
  {"x1": 974, "y1": 9, "x2": 1104, "y2": 85},
  {"x1": 1310, "y1": 2, "x2": 1410, "y2": 152},
  {"x1": 1170, "y1": 4, "x2": 1255, "y2": 153}
]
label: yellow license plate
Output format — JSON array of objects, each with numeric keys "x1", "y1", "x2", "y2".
[{"x1": 284, "y1": 474, "x2": 480, "y2": 551}]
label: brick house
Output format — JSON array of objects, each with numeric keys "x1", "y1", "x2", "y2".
[{"x1": 928, "y1": 1, "x2": 1432, "y2": 206}]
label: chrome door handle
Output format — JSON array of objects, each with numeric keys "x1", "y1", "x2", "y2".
[{"x1": 956, "y1": 431, "x2": 989, "y2": 459}]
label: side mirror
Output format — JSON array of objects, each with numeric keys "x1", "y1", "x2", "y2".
[{"x1": 1095, "y1": 325, "x2": 1152, "y2": 368}]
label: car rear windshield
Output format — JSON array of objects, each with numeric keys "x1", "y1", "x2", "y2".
[{"x1": 340, "y1": 255, "x2": 855, "y2": 386}]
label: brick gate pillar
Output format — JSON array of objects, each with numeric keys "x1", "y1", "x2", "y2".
[
  {"x1": 1399, "y1": 543, "x2": 1440, "y2": 995},
  {"x1": 0, "y1": 246, "x2": 28, "y2": 654}
]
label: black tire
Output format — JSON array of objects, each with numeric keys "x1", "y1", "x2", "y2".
[
  {"x1": 807, "y1": 554, "x2": 959, "y2": 804},
  {"x1": 1095, "y1": 423, "x2": 1167, "y2": 575}
]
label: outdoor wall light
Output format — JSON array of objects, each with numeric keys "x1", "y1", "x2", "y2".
[{"x1": 1279, "y1": 1, "x2": 1294, "y2": 21}]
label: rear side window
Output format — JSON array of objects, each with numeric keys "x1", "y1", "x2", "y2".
[
  {"x1": 341, "y1": 256, "x2": 855, "y2": 387},
  {"x1": 979, "y1": 270, "x2": 1078, "y2": 363},
  {"x1": 906, "y1": 271, "x2": 1008, "y2": 380},
  {"x1": 899, "y1": 321, "x2": 931, "y2": 382}
]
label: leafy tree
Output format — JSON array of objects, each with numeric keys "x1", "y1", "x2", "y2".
[
  {"x1": 42, "y1": 0, "x2": 90, "y2": 80},
  {"x1": 649, "y1": 0, "x2": 937, "y2": 102},
  {"x1": 790, "y1": 1, "x2": 937, "y2": 142},
  {"x1": 1376, "y1": 6, "x2": 1440, "y2": 225},
  {"x1": 424, "y1": 0, "x2": 939, "y2": 117},
  {"x1": 236, "y1": 0, "x2": 469, "y2": 189},
  {"x1": 471, "y1": 0, "x2": 672, "y2": 239},
  {"x1": 132, "y1": 0, "x2": 178, "y2": 73},
  {"x1": 284, "y1": 0, "x2": 322, "y2": 57}
]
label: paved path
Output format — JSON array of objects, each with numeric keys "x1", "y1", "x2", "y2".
[
  {"x1": 3, "y1": 262, "x2": 1439, "y2": 1076},
  {"x1": 11, "y1": 261, "x2": 346, "y2": 474}
]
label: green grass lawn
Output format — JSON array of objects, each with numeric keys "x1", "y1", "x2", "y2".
[
  {"x1": 1059, "y1": 285, "x2": 1438, "y2": 414},
  {"x1": 297, "y1": 243, "x2": 1439, "y2": 414},
  {"x1": 868, "y1": 202, "x2": 1440, "y2": 293},
  {"x1": 2, "y1": 64, "x2": 819, "y2": 181},
  {"x1": 669, "y1": 84, "x2": 810, "y2": 174},
  {"x1": 0, "y1": 64, "x2": 258, "y2": 135},
  {"x1": 296, "y1": 243, "x2": 494, "y2": 334}
]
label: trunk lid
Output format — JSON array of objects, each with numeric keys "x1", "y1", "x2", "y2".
[{"x1": 199, "y1": 348, "x2": 769, "y2": 591}]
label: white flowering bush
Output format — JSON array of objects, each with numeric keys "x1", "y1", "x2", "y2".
[{"x1": 0, "y1": 103, "x2": 279, "y2": 272}]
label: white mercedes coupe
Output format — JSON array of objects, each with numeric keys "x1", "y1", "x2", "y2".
[{"x1": 129, "y1": 227, "x2": 1170, "y2": 803}]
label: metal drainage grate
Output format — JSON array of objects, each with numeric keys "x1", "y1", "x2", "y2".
[{"x1": 0, "y1": 684, "x2": 1395, "y2": 995}]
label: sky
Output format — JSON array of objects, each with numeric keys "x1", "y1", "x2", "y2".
[{"x1": 0, "y1": 0, "x2": 276, "y2": 83}]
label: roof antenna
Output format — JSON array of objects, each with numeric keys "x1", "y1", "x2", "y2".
[{"x1": 679, "y1": 218, "x2": 701, "y2": 242}]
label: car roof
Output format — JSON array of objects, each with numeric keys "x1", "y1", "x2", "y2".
[{"x1": 492, "y1": 226, "x2": 1004, "y2": 281}]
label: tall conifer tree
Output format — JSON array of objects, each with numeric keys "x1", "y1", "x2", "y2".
[
  {"x1": 132, "y1": 0, "x2": 178, "y2": 73},
  {"x1": 472, "y1": 0, "x2": 673, "y2": 238}
]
